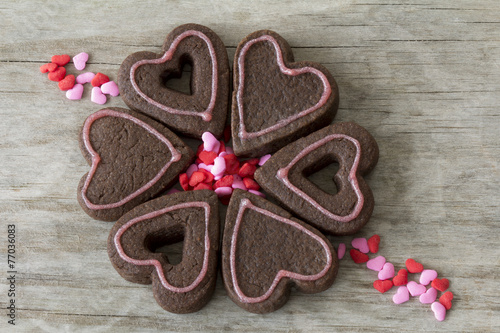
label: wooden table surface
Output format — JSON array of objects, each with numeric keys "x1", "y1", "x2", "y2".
[{"x1": 1, "y1": 1, "x2": 499, "y2": 332}]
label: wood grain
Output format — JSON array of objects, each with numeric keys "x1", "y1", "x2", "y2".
[{"x1": 1, "y1": 0, "x2": 499, "y2": 331}]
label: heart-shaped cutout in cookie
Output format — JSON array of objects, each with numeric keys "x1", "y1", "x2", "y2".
[
  {"x1": 222, "y1": 190, "x2": 337, "y2": 313},
  {"x1": 118, "y1": 24, "x2": 230, "y2": 138},
  {"x1": 77, "y1": 108, "x2": 193, "y2": 221},
  {"x1": 231, "y1": 30, "x2": 339, "y2": 157},
  {"x1": 108, "y1": 190, "x2": 219, "y2": 313}
]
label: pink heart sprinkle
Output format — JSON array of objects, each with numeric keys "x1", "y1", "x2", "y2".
[
  {"x1": 210, "y1": 156, "x2": 226, "y2": 176},
  {"x1": 407, "y1": 281, "x2": 427, "y2": 296},
  {"x1": 166, "y1": 188, "x2": 180, "y2": 195},
  {"x1": 366, "y1": 255, "x2": 386, "y2": 271},
  {"x1": 76, "y1": 72, "x2": 95, "y2": 84},
  {"x1": 91, "y1": 86, "x2": 107, "y2": 105},
  {"x1": 65, "y1": 83, "x2": 84, "y2": 100},
  {"x1": 225, "y1": 146, "x2": 234, "y2": 155},
  {"x1": 248, "y1": 189, "x2": 265, "y2": 197},
  {"x1": 351, "y1": 238, "x2": 369, "y2": 253},
  {"x1": 337, "y1": 243, "x2": 346, "y2": 260},
  {"x1": 419, "y1": 287, "x2": 437, "y2": 304},
  {"x1": 201, "y1": 132, "x2": 220, "y2": 153},
  {"x1": 431, "y1": 301, "x2": 446, "y2": 321},
  {"x1": 258, "y1": 154, "x2": 272, "y2": 166},
  {"x1": 73, "y1": 52, "x2": 89, "y2": 71},
  {"x1": 100, "y1": 81, "x2": 120, "y2": 96},
  {"x1": 420, "y1": 269, "x2": 438, "y2": 286},
  {"x1": 232, "y1": 179, "x2": 247, "y2": 190},
  {"x1": 214, "y1": 186, "x2": 232, "y2": 197},
  {"x1": 186, "y1": 164, "x2": 198, "y2": 178},
  {"x1": 393, "y1": 286, "x2": 410, "y2": 304},
  {"x1": 378, "y1": 262, "x2": 395, "y2": 280},
  {"x1": 197, "y1": 163, "x2": 213, "y2": 172}
]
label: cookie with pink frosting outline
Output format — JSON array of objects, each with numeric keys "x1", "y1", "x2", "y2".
[
  {"x1": 107, "y1": 190, "x2": 219, "y2": 313},
  {"x1": 118, "y1": 23, "x2": 230, "y2": 139},
  {"x1": 231, "y1": 29, "x2": 339, "y2": 157},
  {"x1": 77, "y1": 107, "x2": 194, "y2": 221},
  {"x1": 222, "y1": 189, "x2": 338, "y2": 313},
  {"x1": 254, "y1": 122, "x2": 379, "y2": 235}
]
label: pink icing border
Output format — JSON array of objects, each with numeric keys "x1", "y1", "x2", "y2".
[
  {"x1": 230, "y1": 198, "x2": 332, "y2": 304},
  {"x1": 114, "y1": 201, "x2": 211, "y2": 293},
  {"x1": 236, "y1": 35, "x2": 332, "y2": 139},
  {"x1": 276, "y1": 134, "x2": 363, "y2": 223},
  {"x1": 81, "y1": 109, "x2": 181, "y2": 210},
  {"x1": 130, "y1": 30, "x2": 218, "y2": 122}
]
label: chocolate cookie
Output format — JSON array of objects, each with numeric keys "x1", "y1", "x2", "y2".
[
  {"x1": 108, "y1": 190, "x2": 219, "y2": 313},
  {"x1": 118, "y1": 23, "x2": 230, "y2": 139},
  {"x1": 231, "y1": 29, "x2": 339, "y2": 157},
  {"x1": 77, "y1": 107, "x2": 194, "y2": 221},
  {"x1": 222, "y1": 189, "x2": 338, "y2": 313},
  {"x1": 254, "y1": 122, "x2": 379, "y2": 235}
]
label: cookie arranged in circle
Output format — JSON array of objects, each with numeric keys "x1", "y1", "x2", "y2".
[
  {"x1": 77, "y1": 107, "x2": 194, "y2": 221},
  {"x1": 254, "y1": 122, "x2": 379, "y2": 235},
  {"x1": 118, "y1": 23, "x2": 230, "y2": 139},
  {"x1": 108, "y1": 190, "x2": 220, "y2": 313},
  {"x1": 222, "y1": 189, "x2": 338, "y2": 313},
  {"x1": 231, "y1": 29, "x2": 339, "y2": 157}
]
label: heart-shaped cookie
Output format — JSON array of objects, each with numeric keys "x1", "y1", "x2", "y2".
[
  {"x1": 108, "y1": 190, "x2": 219, "y2": 313},
  {"x1": 222, "y1": 189, "x2": 338, "y2": 313},
  {"x1": 255, "y1": 122, "x2": 379, "y2": 235},
  {"x1": 231, "y1": 29, "x2": 339, "y2": 157},
  {"x1": 118, "y1": 24, "x2": 230, "y2": 139},
  {"x1": 77, "y1": 108, "x2": 193, "y2": 221}
]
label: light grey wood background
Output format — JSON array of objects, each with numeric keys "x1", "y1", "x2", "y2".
[{"x1": 1, "y1": 1, "x2": 499, "y2": 332}]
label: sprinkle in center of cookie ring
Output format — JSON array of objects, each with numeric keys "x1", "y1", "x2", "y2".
[
  {"x1": 230, "y1": 198, "x2": 333, "y2": 303},
  {"x1": 130, "y1": 30, "x2": 218, "y2": 121},
  {"x1": 276, "y1": 134, "x2": 364, "y2": 222},
  {"x1": 236, "y1": 34, "x2": 332, "y2": 139},
  {"x1": 114, "y1": 201, "x2": 211, "y2": 293},
  {"x1": 81, "y1": 109, "x2": 182, "y2": 210}
]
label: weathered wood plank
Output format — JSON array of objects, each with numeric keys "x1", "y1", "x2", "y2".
[{"x1": 0, "y1": 0, "x2": 499, "y2": 331}]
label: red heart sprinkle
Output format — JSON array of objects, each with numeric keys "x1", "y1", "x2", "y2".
[
  {"x1": 91, "y1": 72, "x2": 110, "y2": 87},
  {"x1": 51, "y1": 54, "x2": 71, "y2": 66},
  {"x1": 350, "y1": 249, "x2": 369, "y2": 264},
  {"x1": 238, "y1": 162, "x2": 256, "y2": 178},
  {"x1": 196, "y1": 143, "x2": 205, "y2": 156},
  {"x1": 432, "y1": 278, "x2": 450, "y2": 292},
  {"x1": 220, "y1": 195, "x2": 231, "y2": 205},
  {"x1": 193, "y1": 182, "x2": 212, "y2": 191},
  {"x1": 39, "y1": 62, "x2": 58, "y2": 73},
  {"x1": 393, "y1": 269, "x2": 408, "y2": 286},
  {"x1": 199, "y1": 151, "x2": 217, "y2": 165},
  {"x1": 218, "y1": 140, "x2": 226, "y2": 154},
  {"x1": 405, "y1": 258, "x2": 424, "y2": 273},
  {"x1": 48, "y1": 66, "x2": 66, "y2": 82},
  {"x1": 223, "y1": 154, "x2": 240, "y2": 174},
  {"x1": 367, "y1": 234, "x2": 380, "y2": 253},
  {"x1": 214, "y1": 175, "x2": 233, "y2": 189},
  {"x1": 179, "y1": 173, "x2": 190, "y2": 191},
  {"x1": 223, "y1": 125, "x2": 231, "y2": 143},
  {"x1": 198, "y1": 168, "x2": 214, "y2": 184},
  {"x1": 439, "y1": 291, "x2": 453, "y2": 310},
  {"x1": 373, "y1": 279, "x2": 393, "y2": 293},
  {"x1": 243, "y1": 177, "x2": 260, "y2": 191},
  {"x1": 58, "y1": 75, "x2": 75, "y2": 91},
  {"x1": 188, "y1": 171, "x2": 206, "y2": 187},
  {"x1": 246, "y1": 158, "x2": 260, "y2": 166}
]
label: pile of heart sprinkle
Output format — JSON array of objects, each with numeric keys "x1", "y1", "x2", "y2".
[
  {"x1": 335, "y1": 235, "x2": 454, "y2": 322},
  {"x1": 178, "y1": 130, "x2": 270, "y2": 205},
  {"x1": 39, "y1": 53, "x2": 120, "y2": 104}
]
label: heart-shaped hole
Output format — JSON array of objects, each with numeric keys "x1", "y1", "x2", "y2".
[
  {"x1": 303, "y1": 155, "x2": 339, "y2": 195},
  {"x1": 144, "y1": 224, "x2": 185, "y2": 266},
  {"x1": 160, "y1": 54, "x2": 193, "y2": 96}
]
